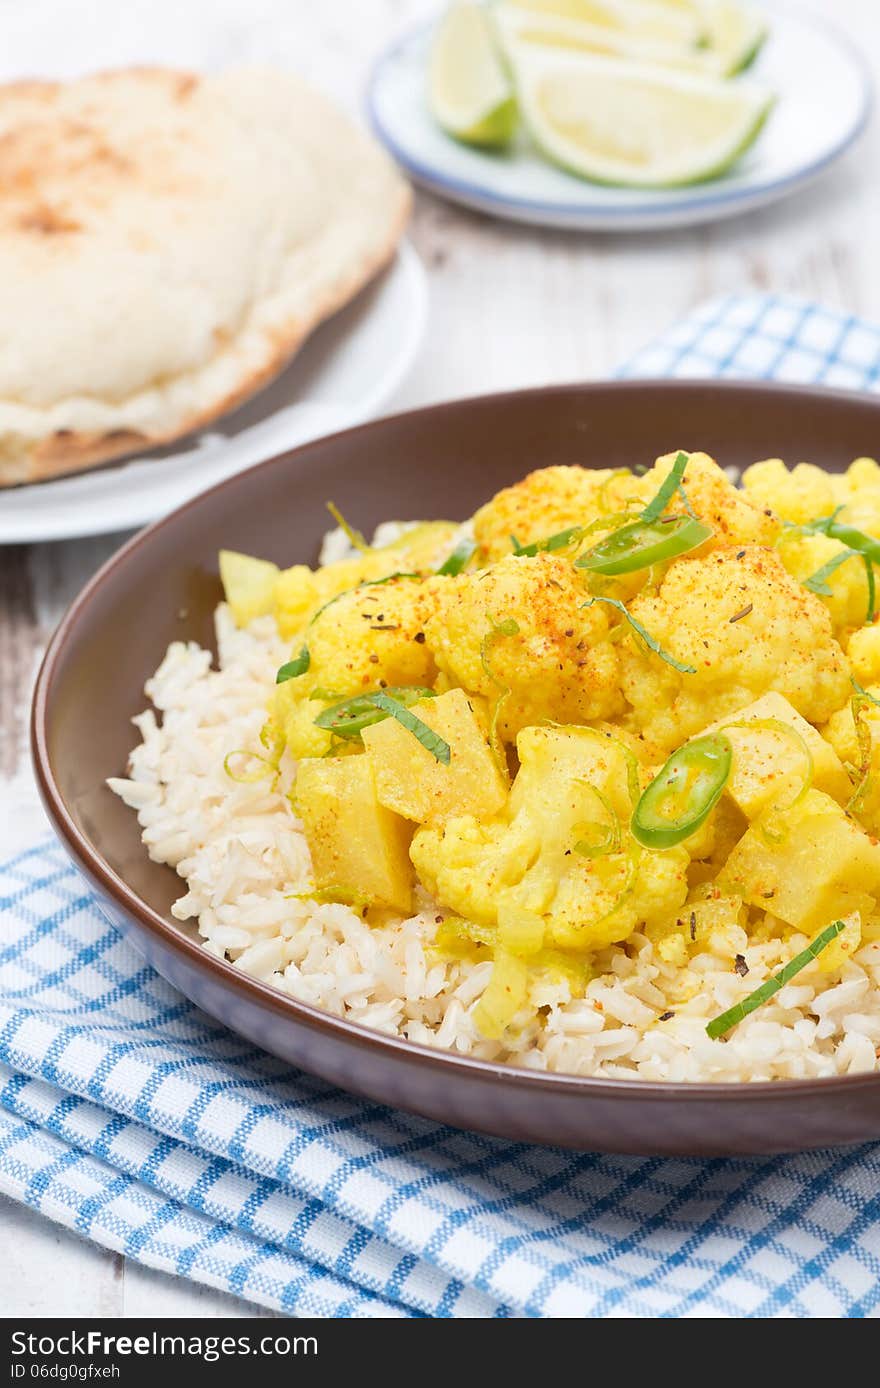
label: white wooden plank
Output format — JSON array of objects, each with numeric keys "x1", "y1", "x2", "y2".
[{"x1": 0, "y1": 1195, "x2": 123, "y2": 1317}]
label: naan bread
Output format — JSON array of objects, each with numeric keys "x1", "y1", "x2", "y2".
[{"x1": 0, "y1": 68, "x2": 411, "y2": 485}]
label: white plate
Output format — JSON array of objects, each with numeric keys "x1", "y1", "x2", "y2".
[
  {"x1": 0, "y1": 242, "x2": 427, "y2": 544},
  {"x1": 368, "y1": 3, "x2": 872, "y2": 232}
]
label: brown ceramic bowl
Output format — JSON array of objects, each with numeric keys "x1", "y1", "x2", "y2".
[{"x1": 32, "y1": 380, "x2": 880, "y2": 1156}]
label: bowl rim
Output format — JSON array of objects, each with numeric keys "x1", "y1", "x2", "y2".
[{"x1": 31, "y1": 376, "x2": 880, "y2": 1107}]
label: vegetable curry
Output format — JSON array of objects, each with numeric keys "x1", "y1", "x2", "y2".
[{"x1": 220, "y1": 451, "x2": 880, "y2": 1040}]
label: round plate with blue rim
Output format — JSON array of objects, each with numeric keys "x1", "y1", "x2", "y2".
[{"x1": 368, "y1": 3, "x2": 872, "y2": 232}]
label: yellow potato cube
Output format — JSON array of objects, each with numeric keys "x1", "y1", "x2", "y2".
[
  {"x1": 362, "y1": 688, "x2": 508, "y2": 825},
  {"x1": 273, "y1": 565, "x2": 321, "y2": 640},
  {"x1": 219, "y1": 550, "x2": 279, "y2": 627},
  {"x1": 720, "y1": 790, "x2": 880, "y2": 932},
  {"x1": 295, "y1": 755, "x2": 413, "y2": 914},
  {"x1": 703, "y1": 691, "x2": 851, "y2": 817}
]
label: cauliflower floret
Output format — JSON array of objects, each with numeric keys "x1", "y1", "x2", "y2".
[
  {"x1": 743, "y1": 455, "x2": 880, "y2": 536},
  {"x1": 844, "y1": 457, "x2": 880, "y2": 536},
  {"x1": 423, "y1": 553, "x2": 622, "y2": 741},
  {"x1": 742, "y1": 458, "x2": 838, "y2": 524},
  {"x1": 411, "y1": 725, "x2": 689, "y2": 953},
  {"x1": 273, "y1": 522, "x2": 460, "y2": 640},
  {"x1": 634, "y1": 451, "x2": 781, "y2": 548},
  {"x1": 847, "y1": 621, "x2": 880, "y2": 685},
  {"x1": 619, "y1": 548, "x2": 851, "y2": 751},
  {"x1": 473, "y1": 465, "x2": 639, "y2": 561},
  {"x1": 275, "y1": 575, "x2": 439, "y2": 758}
]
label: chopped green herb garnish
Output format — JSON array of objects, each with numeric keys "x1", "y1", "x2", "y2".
[
  {"x1": 314, "y1": 686, "x2": 437, "y2": 740},
  {"x1": 308, "y1": 571, "x2": 420, "y2": 626},
  {"x1": 326, "y1": 501, "x2": 370, "y2": 553},
  {"x1": 511, "y1": 526, "x2": 584, "y2": 559},
  {"x1": 436, "y1": 535, "x2": 477, "y2": 576},
  {"x1": 583, "y1": 596, "x2": 696, "y2": 674},
  {"x1": 369, "y1": 691, "x2": 451, "y2": 765},
  {"x1": 803, "y1": 548, "x2": 877, "y2": 625},
  {"x1": 706, "y1": 919, "x2": 847, "y2": 1039},
  {"x1": 804, "y1": 512, "x2": 880, "y2": 565},
  {"x1": 276, "y1": 647, "x2": 310, "y2": 683},
  {"x1": 640, "y1": 451, "x2": 690, "y2": 524}
]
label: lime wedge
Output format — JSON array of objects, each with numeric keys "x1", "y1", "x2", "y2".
[
  {"x1": 494, "y1": 3, "x2": 710, "y2": 72},
  {"x1": 638, "y1": 0, "x2": 768, "y2": 75},
  {"x1": 429, "y1": 3, "x2": 517, "y2": 147},
  {"x1": 496, "y1": 0, "x2": 767, "y2": 78},
  {"x1": 698, "y1": 1, "x2": 768, "y2": 76},
  {"x1": 502, "y1": 0, "x2": 702, "y2": 47},
  {"x1": 512, "y1": 46, "x2": 774, "y2": 187}
]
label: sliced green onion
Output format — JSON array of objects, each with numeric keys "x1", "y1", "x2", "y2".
[
  {"x1": 436, "y1": 535, "x2": 477, "y2": 576},
  {"x1": 511, "y1": 526, "x2": 584, "y2": 558},
  {"x1": 223, "y1": 749, "x2": 277, "y2": 783},
  {"x1": 276, "y1": 646, "x2": 310, "y2": 683},
  {"x1": 865, "y1": 556, "x2": 876, "y2": 624},
  {"x1": 583, "y1": 596, "x2": 696, "y2": 674},
  {"x1": 848, "y1": 680, "x2": 880, "y2": 813},
  {"x1": 722, "y1": 716, "x2": 813, "y2": 820},
  {"x1": 632, "y1": 733, "x2": 732, "y2": 849},
  {"x1": 706, "y1": 919, "x2": 846, "y2": 1039},
  {"x1": 480, "y1": 617, "x2": 520, "y2": 683},
  {"x1": 314, "y1": 686, "x2": 436, "y2": 739},
  {"x1": 572, "y1": 784, "x2": 621, "y2": 859},
  {"x1": 576, "y1": 514, "x2": 712, "y2": 576},
  {"x1": 479, "y1": 618, "x2": 520, "y2": 765},
  {"x1": 326, "y1": 501, "x2": 370, "y2": 553},
  {"x1": 369, "y1": 692, "x2": 451, "y2": 765},
  {"x1": 640, "y1": 451, "x2": 690, "y2": 524},
  {"x1": 308, "y1": 571, "x2": 420, "y2": 627},
  {"x1": 286, "y1": 883, "x2": 370, "y2": 912},
  {"x1": 542, "y1": 723, "x2": 643, "y2": 808}
]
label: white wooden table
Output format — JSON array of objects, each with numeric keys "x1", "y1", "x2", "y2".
[{"x1": 1, "y1": 0, "x2": 878, "y2": 1318}]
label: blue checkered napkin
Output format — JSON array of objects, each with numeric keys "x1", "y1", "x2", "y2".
[
  {"x1": 618, "y1": 292, "x2": 880, "y2": 390},
  {"x1": 4, "y1": 297, "x2": 880, "y2": 1319}
]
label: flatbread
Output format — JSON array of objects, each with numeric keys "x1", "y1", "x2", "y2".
[{"x1": 0, "y1": 68, "x2": 411, "y2": 486}]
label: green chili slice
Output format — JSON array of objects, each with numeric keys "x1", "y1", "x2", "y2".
[
  {"x1": 706, "y1": 919, "x2": 846, "y2": 1039},
  {"x1": 576, "y1": 514, "x2": 712, "y2": 576},
  {"x1": 632, "y1": 733, "x2": 732, "y2": 849},
  {"x1": 314, "y1": 686, "x2": 437, "y2": 739}
]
